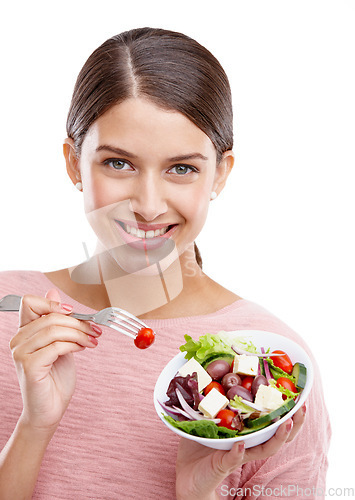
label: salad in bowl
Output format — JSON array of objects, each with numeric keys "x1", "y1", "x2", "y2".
[{"x1": 154, "y1": 330, "x2": 313, "y2": 449}]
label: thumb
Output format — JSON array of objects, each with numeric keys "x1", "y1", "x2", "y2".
[
  {"x1": 45, "y1": 288, "x2": 62, "y2": 303},
  {"x1": 19, "y1": 290, "x2": 72, "y2": 327},
  {"x1": 215, "y1": 442, "x2": 245, "y2": 478}
]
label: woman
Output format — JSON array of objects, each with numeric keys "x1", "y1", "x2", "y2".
[{"x1": 0, "y1": 28, "x2": 330, "y2": 499}]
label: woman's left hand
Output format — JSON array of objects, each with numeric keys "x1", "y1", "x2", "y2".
[
  {"x1": 176, "y1": 437, "x2": 245, "y2": 500},
  {"x1": 175, "y1": 405, "x2": 306, "y2": 500}
]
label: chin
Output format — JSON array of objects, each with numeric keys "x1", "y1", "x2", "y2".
[{"x1": 106, "y1": 239, "x2": 181, "y2": 276}]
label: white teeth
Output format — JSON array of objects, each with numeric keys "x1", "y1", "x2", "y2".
[
  {"x1": 121, "y1": 222, "x2": 172, "y2": 239},
  {"x1": 158, "y1": 227, "x2": 169, "y2": 236}
]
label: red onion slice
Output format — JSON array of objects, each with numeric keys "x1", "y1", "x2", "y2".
[
  {"x1": 239, "y1": 398, "x2": 266, "y2": 412},
  {"x1": 175, "y1": 389, "x2": 221, "y2": 423},
  {"x1": 261, "y1": 347, "x2": 272, "y2": 383},
  {"x1": 172, "y1": 405, "x2": 196, "y2": 420},
  {"x1": 231, "y1": 345, "x2": 282, "y2": 357},
  {"x1": 159, "y1": 400, "x2": 189, "y2": 417},
  {"x1": 175, "y1": 388, "x2": 207, "y2": 420}
]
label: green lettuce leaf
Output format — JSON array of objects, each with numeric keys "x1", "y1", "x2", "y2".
[
  {"x1": 268, "y1": 379, "x2": 299, "y2": 400},
  {"x1": 229, "y1": 396, "x2": 256, "y2": 414},
  {"x1": 164, "y1": 415, "x2": 238, "y2": 439},
  {"x1": 179, "y1": 332, "x2": 260, "y2": 366},
  {"x1": 217, "y1": 332, "x2": 261, "y2": 355},
  {"x1": 179, "y1": 333, "x2": 235, "y2": 364},
  {"x1": 267, "y1": 358, "x2": 297, "y2": 383}
]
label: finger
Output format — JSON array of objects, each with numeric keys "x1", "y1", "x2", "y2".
[
  {"x1": 243, "y1": 419, "x2": 293, "y2": 463},
  {"x1": 218, "y1": 442, "x2": 245, "y2": 475},
  {"x1": 19, "y1": 292, "x2": 74, "y2": 327},
  {"x1": 23, "y1": 340, "x2": 87, "y2": 375},
  {"x1": 12, "y1": 313, "x2": 102, "y2": 347},
  {"x1": 195, "y1": 442, "x2": 245, "y2": 494},
  {"x1": 286, "y1": 404, "x2": 306, "y2": 442},
  {"x1": 13, "y1": 325, "x2": 99, "y2": 358}
]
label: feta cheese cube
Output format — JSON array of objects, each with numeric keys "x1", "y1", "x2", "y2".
[
  {"x1": 232, "y1": 354, "x2": 259, "y2": 376},
  {"x1": 254, "y1": 384, "x2": 284, "y2": 411},
  {"x1": 198, "y1": 388, "x2": 229, "y2": 419},
  {"x1": 178, "y1": 357, "x2": 212, "y2": 392}
]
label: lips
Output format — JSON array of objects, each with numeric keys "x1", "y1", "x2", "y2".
[{"x1": 114, "y1": 219, "x2": 178, "y2": 250}]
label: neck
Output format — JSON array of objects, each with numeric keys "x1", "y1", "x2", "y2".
[{"x1": 67, "y1": 242, "x2": 206, "y2": 316}]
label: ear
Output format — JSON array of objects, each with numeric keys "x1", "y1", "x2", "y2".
[
  {"x1": 63, "y1": 138, "x2": 81, "y2": 186},
  {"x1": 212, "y1": 150, "x2": 235, "y2": 195}
]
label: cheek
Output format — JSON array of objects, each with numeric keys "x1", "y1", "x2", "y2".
[
  {"x1": 81, "y1": 173, "x2": 131, "y2": 249},
  {"x1": 82, "y1": 171, "x2": 124, "y2": 214},
  {"x1": 178, "y1": 187, "x2": 210, "y2": 232}
]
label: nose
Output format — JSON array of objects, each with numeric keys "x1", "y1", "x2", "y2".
[{"x1": 128, "y1": 173, "x2": 168, "y2": 221}]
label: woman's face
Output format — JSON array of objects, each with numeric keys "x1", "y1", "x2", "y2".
[{"x1": 67, "y1": 97, "x2": 233, "y2": 274}]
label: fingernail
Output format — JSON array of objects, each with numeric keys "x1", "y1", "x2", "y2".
[
  {"x1": 61, "y1": 303, "x2": 73, "y2": 312},
  {"x1": 91, "y1": 324, "x2": 103, "y2": 335},
  {"x1": 286, "y1": 420, "x2": 293, "y2": 432},
  {"x1": 302, "y1": 403, "x2": 307, "y2": 415},
  {"x1": 88, "y1": 335, "x2": 99, "y2": 346},
  {"x1": 238, "y1": 442, "x2": 245, "y2": 453}
]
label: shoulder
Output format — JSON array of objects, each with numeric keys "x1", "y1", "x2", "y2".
[
  {"x1": 0, "y1": 270, "x2": 48, "y2": 297},
  {"x1": 209, "y1": 296, "x2": 320, "y2": 366}
]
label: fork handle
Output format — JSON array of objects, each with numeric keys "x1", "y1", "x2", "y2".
[{"x1": 70, "y1": 313, "x2": 95, "y2": 321}]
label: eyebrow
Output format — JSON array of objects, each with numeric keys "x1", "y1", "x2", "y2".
[{"x1": 96, "y1": 144, "x2": 209, "y2": 162}]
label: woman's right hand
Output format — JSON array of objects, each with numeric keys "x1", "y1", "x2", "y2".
[{"x1": 9, "y1": 289, "x2": 101, "y2": 435}]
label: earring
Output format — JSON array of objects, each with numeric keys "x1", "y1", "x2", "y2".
[
  {"x1": 75, "y1": 182, "x2": 83, "y2": 191},
  {"x1": 210, "y1": 191, "x2": 217, "y2": 200}
]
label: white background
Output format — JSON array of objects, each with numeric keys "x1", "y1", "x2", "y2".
[{"x1": 1, "y1": 0, "x2": 354, "y2": 493}]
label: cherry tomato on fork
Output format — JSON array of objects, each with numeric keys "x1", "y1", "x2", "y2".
[{"x1": 134, "y1": 328, "x2": 155, "y2": 349}]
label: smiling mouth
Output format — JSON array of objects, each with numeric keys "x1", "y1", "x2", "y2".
[{"x1": 115, "y1": 220, "x2": 177, "y2": 239}]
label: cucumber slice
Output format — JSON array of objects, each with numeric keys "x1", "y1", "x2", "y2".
[
  {"x1": 201, "y1": 354, "x2": 234, "y2": 369},
  {"x1": 238, "y1": 421, "x2": 272, "y2": 435},
  {"x1": 292, "y1": 362, "x2": 307, "y2": 389},
  {"x1": 246, "y1": 399, "x2": 296, "y2": 429}
]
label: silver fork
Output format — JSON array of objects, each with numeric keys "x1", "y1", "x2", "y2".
[{"x1": 0, "y1": 294, "x2": 149, "y2": 339}]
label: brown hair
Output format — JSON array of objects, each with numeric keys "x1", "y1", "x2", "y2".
[{"x1": 66, "y1": 27, "x2": 234, "y2": 268}]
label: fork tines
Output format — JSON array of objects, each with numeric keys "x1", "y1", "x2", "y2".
[{"x1": 108, "y1": 311, "x2": 145, "y2": 338}]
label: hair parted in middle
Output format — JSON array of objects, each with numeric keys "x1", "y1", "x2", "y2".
[{"x1": 66, "y1": 27, "x2": 233, "y2": 164}]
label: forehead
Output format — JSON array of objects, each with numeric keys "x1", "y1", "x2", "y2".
[{"x1": 82, "y1": 97, "x2": 216, "y2": 160}]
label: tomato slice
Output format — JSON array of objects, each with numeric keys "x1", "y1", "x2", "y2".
[
  {"x1": 204, "y1": 381, "x2": 225, "y2": 396},
  {"x1": 216, "y1": 409, "x2": 238, "y2": 429},
  {"x1": 276, "y1": 377, "x2": 298, "y2": 400},
  {"x1": 134, "y1": 327, "x2": 155, "y2": 349},
  {"x1": 241, "y1": 376, "x2": 254, "y2": 392},
  {"x1": 270, "y1": 350, "x2": 293, "y2": 374}
]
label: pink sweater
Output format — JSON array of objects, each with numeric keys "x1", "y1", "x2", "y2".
[{"x1": 0, "y1": 271, "x2": 330, "y2": 499}]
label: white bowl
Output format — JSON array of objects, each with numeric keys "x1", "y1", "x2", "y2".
[{"x1": 154, "y1": 330, "x2": 314, "y2": 449}]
